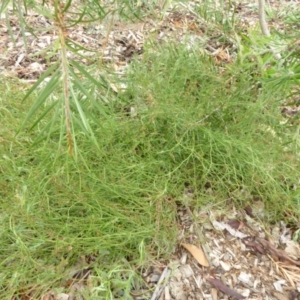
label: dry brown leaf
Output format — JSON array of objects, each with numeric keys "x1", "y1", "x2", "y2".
[
  {"x1": 257, "y1": 238, "x2": 300, "y2": 267},
  {"x1": 228, "y1": 219, "x2": 244, "y2": 230},
  {"x1": 181, "y1": 243, "x2": 209, "y2": 267},
  {"x1": 242, "y1": 237, "x2": 265, "y2": 254},
  {"x1": 207, "y1": 278, "x2": 245, "y2": 299},
  {"x1": 244, "y1": 205, "x2": 255, "y2": 218}
]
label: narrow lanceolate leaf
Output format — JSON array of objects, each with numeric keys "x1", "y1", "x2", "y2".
[
  {"x1": 18, "y1": 68, "x2": 61, "y2": 134},
  {"x1": 0, "y1": 0, "x2": 11, "y2": 14},
  {"x1": 181, "y1": 243, "x2": 209, "y2": 267},
  {"x1": 22, "y1": 61, "x2": 60, "y2": 103},
  {"x1": 70, "y1": 89, "x2": 90, "y2": 132},
  {"x1": 26, "y1": 107, "x2": 60, "y2": 147},
  {"x1": 29, "y1": 100, "x2": 59, "y2": 130},
  {"x1": 70, "y1": 59, "x2": 109, "y2": 89},
  {"x1": 207, "y1": 278, "x2": 245, "y2": 299},
  {"x1": 69, "y1": 76, "x2": 100, "y2": 150},
  {"x1": 61, "y1": 0, "x2": 72, "y2": 14},
  {"x1": 69, "y1": 68, "x2": 110, "y2": 119},
  {"x1": 66, "y1": 40, "x2": 96, "y2": 57}
]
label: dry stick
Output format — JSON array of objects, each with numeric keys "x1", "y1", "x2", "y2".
[
  {"x1": 258, "y1": 0, "x2": 270, "y2": 37},
  {"x1": 56, "y1": 1, "x2": 73, "y2": 155},
  {"x1": 98, "y1": 14, "x2": 115, "y2": 68},
  {"x1": 150, "y1": 267, "x2": 171, "y2": 300},
  {"x1": 257, "y1": 0, "x2": 282, "y2": 59}
]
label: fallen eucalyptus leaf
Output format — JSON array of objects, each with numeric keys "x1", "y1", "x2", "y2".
[
  {"x1": 181, "y1": 243, "x2": 209, "y2": 267},
  {"x1": 207, "y1": 277, "x2": 245, "y2": 299}
]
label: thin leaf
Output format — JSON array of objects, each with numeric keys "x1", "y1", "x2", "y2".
[
  {"x1": 207, "y1": 278, "x2": 245, "y2": 299},
  {"x1": 69, "y1": 68, "x2": 110, "y2": 119},
  {"x1": 18, "y1": 69, "x2": 60, "y2": 134},
  {"x1": 65, "y1": 40, "x2": 97, "y2": 58},
  {"x1": 0, "y1": 0, "x2": 11, "y2": 14},
  {"x1": 62, "y1": 0, "x2": 72, "y2": 13},
  {"x1": 5, "y1": 10, "x2": 16, "y2": 47},
  {"x1": 71, "y1": 59, "x2": 109, "y2": 89},
  {"x1": 29, "y1": 100, "x2": 59, "y2": 130},
  {"x1": 66, "y1": 7, "x2": 87, "y2": 27},
  {"x1": 22, "y1": 61, "x2": 60, "y2": 103},
  {"x1": 17, "y1": 0, "x2": 28, "y2": 49},
  {"x1": 28, "y1": 40, "x2": 60, "y2": 62},
  {"x1": 70, "y1": 89, "x2": 90, "y2": 132},
  {"x1": 30, "y1": 106, "x2": 61, "y2": 147},
  {"x1": 69, "y1": 81, "x2": 100, "y2": 150}
]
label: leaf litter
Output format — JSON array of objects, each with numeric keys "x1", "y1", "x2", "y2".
[{"x1": 181, "y1": 244, "x2": 209, "y2": 267}]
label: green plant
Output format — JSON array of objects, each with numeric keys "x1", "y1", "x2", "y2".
[
  {"x1": 0, "y1": 0, "x2": 156, "y2": 157},
  {"x1": 1, "y1": 0, "x2": 299, "y2": 298}
]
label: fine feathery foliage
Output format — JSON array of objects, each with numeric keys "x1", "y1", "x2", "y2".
[{"x1": 1, "y1": 42, "x2": 299, "y2": 297}]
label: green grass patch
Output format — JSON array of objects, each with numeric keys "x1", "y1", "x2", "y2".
[{"x1": 0, "y1": 42, "x2": 299, "y2": 299}]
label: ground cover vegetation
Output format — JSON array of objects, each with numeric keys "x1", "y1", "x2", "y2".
[{"x1": 0, "y1": 0, "x2": 300, "y2": 298}]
